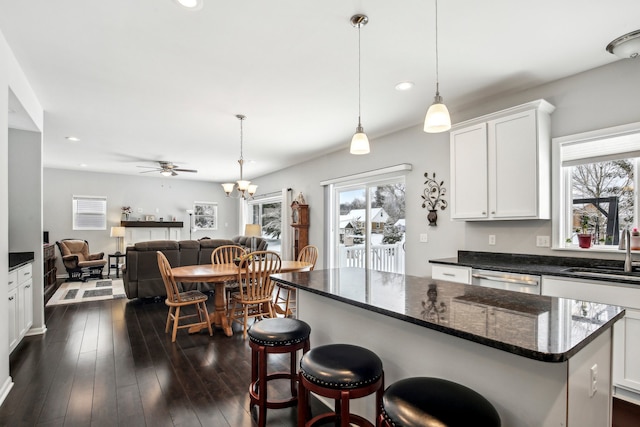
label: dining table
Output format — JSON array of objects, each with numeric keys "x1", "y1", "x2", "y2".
[{"x1": 171, "y1": 260, "x2": 312, "y2": 336}]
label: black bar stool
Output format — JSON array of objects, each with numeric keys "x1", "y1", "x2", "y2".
[
  {"x1": 248, "y1": 317, "x2": 311, "y2": 427},
  {"x1": 298, "y1": 343, "x2": 384, "y2": 427},
  {"x1": 378, "y1": 377, "x2": 501, "y2": 427}
]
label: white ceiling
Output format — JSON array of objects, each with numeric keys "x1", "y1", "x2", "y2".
[{"x1": 1, "y1": 0, "x2": 638, "y2": 182}]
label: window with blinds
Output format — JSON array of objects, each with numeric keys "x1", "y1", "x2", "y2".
[
  {"x1": 554, "y1": 122, "x2": 640, "y2": 250},
  {"x1": 73, "y1": 195, "x2": 107, "y2": 230}
]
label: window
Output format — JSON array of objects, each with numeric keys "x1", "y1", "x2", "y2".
[
  {"x1": 553, "y1": 122, "x2": 640, "y2": 250},
  {"x1": 248, "y1": 195, "x2": 282, "y2": 253},
  {"x1": 72, "y1": 195, "x2": 107, "y2": 230},
  {"x1": 193, "y1": 202, "x2": 217, "y2": 230}
]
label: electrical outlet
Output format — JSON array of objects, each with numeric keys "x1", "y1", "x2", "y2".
[
  {"x1": 489, "y1": 235, "x2": 496, "y2": 245},
  {"x1": 590, "y1": 364, "x2": 598, "y2": 397},
  {"x1": 536, "y1": 236, "x2": 550, "y2": 247},
  {"x1": 420, "y1": 233, "x2": 428, "y2": 243}
]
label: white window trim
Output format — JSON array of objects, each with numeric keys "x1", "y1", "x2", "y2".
[{"x1": 552, "y1": 121, "x2": 640, "y2": 252}]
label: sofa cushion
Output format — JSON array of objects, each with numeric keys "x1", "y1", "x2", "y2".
[{"x1": 179, "y1": 240, "x2": 200, "y2": 266}]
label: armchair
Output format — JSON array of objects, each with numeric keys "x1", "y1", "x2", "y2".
[{"x1": 56, "y1": 239, "x2": 107, "y2": 281}]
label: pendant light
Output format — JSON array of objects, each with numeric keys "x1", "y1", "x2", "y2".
[
  {"x1": 424, "y1": 0, "x2": 451, "y2": 133},
  {"x1": 350, "y1": 14, "x2": 370, "y2": 155},
  {"x1": 221, "y1": 114, "x2": 258, "y2": 199}
]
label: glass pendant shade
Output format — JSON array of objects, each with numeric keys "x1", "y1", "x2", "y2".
[
  {"x1": 237, "y1": 180, "x2": 251, "y2": 191},
  {"x1": 424, "y1": 94, "x2": 451, "y2": 133},
  {"x1": 350, "y1": 125, "x2": 370, "y2": 155},
  {"x1": 221, "y1": 182, "x2": 235, "y2": 195},
  {"x1": 247, "y1": 184, "x2": 258, "y2": 196}
]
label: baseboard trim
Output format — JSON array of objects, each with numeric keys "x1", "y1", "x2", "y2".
[
  {"x1": 25, "y1": 326, "x2": 47, "y2": 337},
  {"x1": 0, "y1": 376, "x2": 14, "y2": 407}
]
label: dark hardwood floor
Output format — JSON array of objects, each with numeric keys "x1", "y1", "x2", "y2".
[
  {"x1": 0, "y1": 295, "x2": 325, "y2": 427},
  {"x1": 2, "y1": 295, "x2": 639, "y2": 426}
]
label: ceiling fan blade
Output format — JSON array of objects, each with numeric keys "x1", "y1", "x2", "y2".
[
  {"x1": 136, "y1": 165, "x2": 160, "y2": 169},
  {"x1": 173, "y1": 168, "x2": 198, "y2": 173},
  {"x1": 172, "y1": 170, "x2": 178, "y2": 176},
  {"x1": 139, "y1": 169, "x2": 159, "y2": 173}
]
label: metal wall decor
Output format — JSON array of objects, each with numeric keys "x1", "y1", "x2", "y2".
[{"x1": 421, "y1": 171, "x2": 447, "y2": 226}]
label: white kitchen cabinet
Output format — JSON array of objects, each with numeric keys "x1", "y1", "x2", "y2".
[
  {"x1": 450, "y1": 99, "x2": 555, "y2": 220},
  {"x1": 431, "y1": 264, "x2": 471, "y2": 284},
  {"x1": 8, "y1": 262, "x2": 34, "y2": 353},
  {"x1": 542, "y1": 275, "x2": 640, "y2": 403}
]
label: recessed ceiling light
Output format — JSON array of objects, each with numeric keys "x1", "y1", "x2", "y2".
[
  {"x1": 66, "y1": 136, "x2": 80, "y2": 141},
  {"x1": 173, "y1": 0, "x2": 203, "y2": 10},
  {"x1": 79, "y1": 163, "x2": 87, "y2": 168},
  {"x1": 395, "y1": 81, "x2": 415, "y2": 91}
]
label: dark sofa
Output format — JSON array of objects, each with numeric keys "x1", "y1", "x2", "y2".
[{"x1": 122, "y1": 239, "x2": 237, "y2": 299}]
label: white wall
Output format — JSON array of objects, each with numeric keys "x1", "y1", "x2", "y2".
[
  {"x1": 0, "y1": 30, "x2": 43, "y2": 406},
  {"x1": 253, "y1": 123, "x2": 466, "y2": 277},
  {"x1": 43, "y1": 168, "x2": 241, "y2": 275},
  {"x1": 460, "y1": 59, "x2": 640, "y2": 259},
  {"x1": 8, "y1": 129, "x2": 45, "y2": 336}
]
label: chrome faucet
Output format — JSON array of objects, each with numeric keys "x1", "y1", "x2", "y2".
[{"x1": 625, "y1": 228, "x2": 632, "y2": 272}]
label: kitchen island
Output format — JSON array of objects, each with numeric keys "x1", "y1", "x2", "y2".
[{"x1": 271, "y1": 268, "x2": 625, "y2": 427}]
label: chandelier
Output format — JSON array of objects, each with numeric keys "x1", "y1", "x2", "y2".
[{"x1": 221, "y1": 114, "x2": 258, "y2": 199}]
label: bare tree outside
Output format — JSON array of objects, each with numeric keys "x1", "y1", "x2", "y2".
[{"x1": 571, "y1": 159, "x2": 634, "y2": 245}]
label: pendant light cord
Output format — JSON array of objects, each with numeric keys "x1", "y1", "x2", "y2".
[
  {"x1": 434, "y1": 0, "x2": 440, "y2": 96},
  {"x1": 357, "y1": 21, "x2": 362, "y2": 126}
]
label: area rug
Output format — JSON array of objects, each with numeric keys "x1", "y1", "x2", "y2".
[{"x1": 46, "y1": 278, "x2": 127, "y2": 306}]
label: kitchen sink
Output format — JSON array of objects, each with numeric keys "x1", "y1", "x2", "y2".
[{"x1": 562, "y1": 266, "x2": 640, "y2": 281}]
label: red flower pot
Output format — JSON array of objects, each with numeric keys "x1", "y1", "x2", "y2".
[{"x1": 577, "y1": 234, "x2": 592, "y2": 249}]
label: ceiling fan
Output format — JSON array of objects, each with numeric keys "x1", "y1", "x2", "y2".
[{"x1": 137, "y1": 161, "x2": 197, "y2": 176}]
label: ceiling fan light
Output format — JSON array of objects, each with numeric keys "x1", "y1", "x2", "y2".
[
  {"x1": 161, "y1": 170, "x2": 172, "y2": 176},
  {"x1": 350, "y1": 127, "x2": 370, "y2": 155},
  {"x1": 221, "y1": 183, "x2": 235, "y2": 195},
  {"x1": 424, "y1": 95, "x2": 451, "y2": 133},
  {"x1": 606, "y1": 30, "x2": 640, "y2": 59}
]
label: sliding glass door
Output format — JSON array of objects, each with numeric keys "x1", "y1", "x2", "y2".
[{"x1": 333, "y1": 178, "x2": 405, "y2": 273}]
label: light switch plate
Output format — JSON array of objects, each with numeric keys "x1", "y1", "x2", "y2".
[
  {"x1": 536, "y1": 236, "x2": 550, "y2": 247},
  {"x1": 420, "y1": 233, "x2": 428, "y2": 243}
]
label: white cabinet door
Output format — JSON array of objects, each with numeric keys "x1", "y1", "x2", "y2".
[
  {"x1": 450, "y1": 123, "x2": 488, "y2": 219},
  {"x1": 614, "y1": 309, "x2": 640, "y2": 400},
  {"x1": 8, "y1": 288, "x2": 18, "y2": 352},
  {"x1": 19, "y1": 279, "x2": 33, "y2": 336},
  {"x1": 489, "y1": 110, "x2": 541, "y2": 219}
]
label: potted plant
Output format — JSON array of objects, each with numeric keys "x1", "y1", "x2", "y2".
[{"x1": 577, "y1": 213, "x2": 593, "y2": 249}]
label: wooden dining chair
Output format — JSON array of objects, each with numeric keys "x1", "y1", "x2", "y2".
[
  {"x1": 157, "y1": 251, "x2": 213, "y2": 342},
  {"x1": 211, "y1": 244, "x2": 247, "y2": 313},
  {"x1": 229, "y1": 251, "x2": 282, "y2": 339},
  {"x1": 274, "y1": 245, "x2": 318, "y2": 318}
]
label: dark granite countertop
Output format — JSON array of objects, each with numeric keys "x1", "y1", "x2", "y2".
[
  {"x1": 271, "y1": 268, "x2": 625, "y2": 363},
  {"x1": 431, "y1": 250, "x2": 640, "y2": 286},
  {"x1": 9, "y1": 252, "x2": 35, "y2": 271}
]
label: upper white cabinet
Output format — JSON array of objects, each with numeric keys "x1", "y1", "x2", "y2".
[{"x1": 450, "y1": 99, "x2": 555, "y2": 220}]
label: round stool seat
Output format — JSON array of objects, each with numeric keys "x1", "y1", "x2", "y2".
[
  {"x1": 300, "y1": 343, "x2": 383, "y2": 389},
  {"x1": 248, "y1": 317, "x2": 311, "y2": 346},
  {"x1": 381, "y1": 377, "x2": 501, "y2": 427}
]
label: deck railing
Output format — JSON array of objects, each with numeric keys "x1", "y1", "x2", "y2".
[{"x1": 339, "y1": 243, "x2": 405, "y2": 273}]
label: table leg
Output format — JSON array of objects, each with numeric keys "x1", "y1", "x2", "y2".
[{"x1": 214, "y1": 283, "x2": 233, "y2": 336}]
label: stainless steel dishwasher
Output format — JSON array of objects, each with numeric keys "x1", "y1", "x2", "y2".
[{"x1": 471, "y1": 269, "x2": 541, "y2": 294}]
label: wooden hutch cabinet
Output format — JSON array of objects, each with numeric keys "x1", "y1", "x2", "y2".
[{"x1": 291, "y1": 201, "x2": 309, "y2": 259}]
